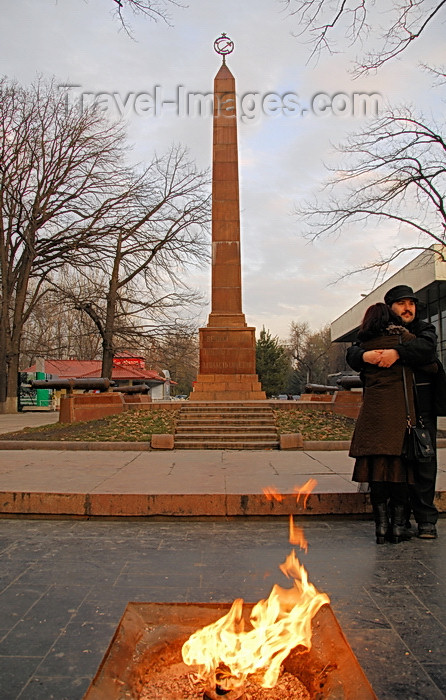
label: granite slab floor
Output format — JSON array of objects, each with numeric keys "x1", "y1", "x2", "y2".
[{"x1": 0, "y1": 517, "x2": 444, "y2": 700}]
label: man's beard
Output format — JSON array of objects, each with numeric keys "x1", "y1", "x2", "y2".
[{"x1": 401, "y1": 313, "x2": 415, "y2": 325}]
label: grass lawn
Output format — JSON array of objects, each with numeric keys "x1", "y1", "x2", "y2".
[
  {"x1": 0, "y1": 409, "x2": 178, "y2": 442},
  {"x1": 0, "y1": 406, "x2": 354, "y2": 442},
  {"x1": 273, "y1": 408, "x2": 354, "y2": 441}
]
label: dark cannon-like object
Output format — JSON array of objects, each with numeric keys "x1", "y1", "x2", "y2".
[
  {"x1": 304, "y1": 383, "x2": 337, "y2": 394},
  {"x1": 112, "y1": 384, "x2": 150, "y2": 394},
  {"x1": 336, "y1": 375, "x2": 363, "y2": 390},
  {"x1": 31, "y1": 378, "x2": 113, "y2": 394}
]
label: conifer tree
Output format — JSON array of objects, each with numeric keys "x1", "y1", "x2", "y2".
[{"x1": 255, "y1": 327, "x2": 290, "y2": 398}]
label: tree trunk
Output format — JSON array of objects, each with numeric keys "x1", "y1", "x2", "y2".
[
  {"x1": 0, "y1": 259, "x2": 31, "y2": 413},
  {"x1": 101, "y1": 244, "x2": 121, "y2": 380},
  {"x1": 4, "y1": 353, "x2": 20, "y2": 414},
  {"x1": 0, "y1": 270, "x2": 11, "y2": 410},
  {"x1": 0, "y1": 327, "x2": 8, "y2": 411},
  {"x1": 101, "y1": 334, "x2": 115, "y2": 380}
]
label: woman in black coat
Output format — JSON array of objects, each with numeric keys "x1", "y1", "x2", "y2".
[{"x1": 349, "y1": 303, "x2": 422, "y2": 544}]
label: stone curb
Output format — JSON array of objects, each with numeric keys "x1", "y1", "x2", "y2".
[
  {"x1": 0, "y1": 438, "x2": 444, "y2": 451},
  {"x1": 303, "y1": 440, "x2": 351, "y2": 451},
  {"x1": 0, "y1": 441, "x2": 151, "y2": 451},
  {"x1": 0, "y1": 439, "x2": 345, "y2": 451},
  {"x1": 0, "y1": 491, "x2": 373, "y2": 517},
  {"x1": 0, "y1": 439, "x2": 351, "y2": 451}
]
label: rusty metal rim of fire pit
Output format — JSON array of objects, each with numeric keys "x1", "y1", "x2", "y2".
[{"x1": 83, "y1": 602, "x2": 377, "y2": 700}]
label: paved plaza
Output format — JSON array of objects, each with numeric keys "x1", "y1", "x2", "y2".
[
  {"x1": 0, "y1": 517, "x2": 445, "y2": 700},
  {"x1": 0, "y1": 412, "x2": 445, "y2": 699},
  {"x1": 0, "y1": 412, "x2": 59, "y2": 435}
]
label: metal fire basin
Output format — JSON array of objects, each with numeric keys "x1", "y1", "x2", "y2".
[{"x1": 83, "y1": 602, "x2": 377, "y2": 700}]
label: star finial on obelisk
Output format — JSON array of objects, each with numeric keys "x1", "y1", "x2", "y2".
[{"x1": 213, "y1": 32, "x2": 234, "y2": 65}]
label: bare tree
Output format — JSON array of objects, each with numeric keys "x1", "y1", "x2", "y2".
[
  {"x1": 296, "y1": 107, "x2": 446, "y2": 274},
  {"x1": 283, "y1": 0, "x2": 446, "y2": 74},
  {"x1": 20, "y1": 280, "x2": 102, "y2": 367},
  {"x1": 0, "y1": 77, "x2": 147, "y2": 412},
  {"x1": 65, "y1": 145, "x2": 210, "y2": 379},
  {"x1": 146, "y1": 329, "x2": 199, "y2": 394},
  {"x1": 288, "y1": 322, "x2": 332, "y2": 385},
  {"x1": 22, "y1": 265, "x2": 203, "y2": 394}
]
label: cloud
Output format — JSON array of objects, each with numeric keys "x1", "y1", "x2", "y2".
[{"x1": 2, "y1": 0, "x2": 444, "y2": 340}]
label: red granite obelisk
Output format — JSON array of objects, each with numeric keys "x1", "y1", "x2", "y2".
[{"x1": 191, "y1": 36, "x2": 265, "y2": 400}]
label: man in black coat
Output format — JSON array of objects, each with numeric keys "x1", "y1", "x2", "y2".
[{"x1": 347, "y1": 285, "x2": 440, "y2": 538}]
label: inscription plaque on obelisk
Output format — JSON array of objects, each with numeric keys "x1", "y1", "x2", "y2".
[{"x1": 191, "y1": 35, "x2": 266, "y2": 400}]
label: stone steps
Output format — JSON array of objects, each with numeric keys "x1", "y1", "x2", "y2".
[
  {"x1": 178, "y1": 401, "x2": 271, "y2": 408},
  {"x1": 176, "y1": 425, "x2": 277, "y2": 435},
  {"x1": 179, "y1": 408, "x2": 272, "y2": 413},
  {"x1": 174, "y1": 440, "x2": 278, "y2": 450},
  {"x1": 178, "y1": 413, "x2": 274, "y2": 418},
  {"x1": 177, "y1": 415, "x2": 274, "y2": 425},
  {"x1": 174, "y1": 402, "x2": 279, "y2": 450}
]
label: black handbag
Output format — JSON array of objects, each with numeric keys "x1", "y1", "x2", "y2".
[{"x1": 401, "y1": 367, "x2": 435, "y2": 462}]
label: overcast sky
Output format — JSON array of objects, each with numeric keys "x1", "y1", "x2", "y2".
[{"x1": 2, "y1": 0, "x2": 445, "y2": 340}]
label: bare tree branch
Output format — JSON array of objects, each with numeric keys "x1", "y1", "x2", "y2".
[
  {"x1": 111, "y1": 0, "x2": 186, "y2": 36},
  {"x1": 283, "y1": 0, "x2": 446, "y2": 74},
  {"x1": 295, "y1": 106, "x2": 446, "y2": 275}
]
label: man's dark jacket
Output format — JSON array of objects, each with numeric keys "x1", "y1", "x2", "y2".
[{"x1": 346, "y1": 318, "x2": 446, "y2": 415}]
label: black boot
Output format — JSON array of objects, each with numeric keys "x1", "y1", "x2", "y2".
[
  {"x1": 373, "y1": 503, "x2": 389, "y2": 544},
  {"x1": 390, "y1": 504, "x2": 412, "y2": 544},
  {"x1": 404, "y1": 502, "x2": 413, "y2": 532}
]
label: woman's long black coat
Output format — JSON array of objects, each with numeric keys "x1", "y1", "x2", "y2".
[{"x1": 349, "y1": 334, "x2": 415, "y2": 458}]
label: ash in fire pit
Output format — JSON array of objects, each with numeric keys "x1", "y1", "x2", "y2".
[
  {"x1": 83, "y1": 602, "x2": 377, "y2": 700},
  {"x1": 138, "y1": 661, "x2": 309, "y2": 699}
]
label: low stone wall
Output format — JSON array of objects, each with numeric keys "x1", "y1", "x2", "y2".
[
  {"x1": 57, "y1": 394, "x2": 362, "y2": 425},
  {"x1": 122, "y1": 394, "x2": 152, "y2": 406},
  {"x1": 269, "y1": 400, "x2": 335, "y2": 412},
  {"x1": 300, "y1": 393, "x2": 334, "y2": 402},
  {"x1": 59, "y1": 393, "x2": 124, "y2": 423},
  {"x1": 332, "y1": 391, "x2": 362, "y2": 419},
  {"x1": 272, "y1": 393, "x2": 362, "y2": 420}
]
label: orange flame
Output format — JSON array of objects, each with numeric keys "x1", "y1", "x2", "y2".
[
  {"x1": 181, "y1": 550, "x2": 329, "y2": 690},
  {"x1": 263, "y1": 478, "x2": 318, "y2": 509},
  {"x1": 262, "y1": 486, "x2": 284, "y2": 502},
  {"x1": 288, "y1": 514, "x2": 308, "y2": 553},
  {"x1": 294, "y1": 478, "x2": 317, "y2": 508},
  {"x1": 181, "y1": 478, "x2": 327, "y2": 691}
]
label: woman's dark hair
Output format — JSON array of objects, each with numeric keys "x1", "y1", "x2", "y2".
[{"x1": 357, "y1": 303, "x2": 402, "y2": 340}]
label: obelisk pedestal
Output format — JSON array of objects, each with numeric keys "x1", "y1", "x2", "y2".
[{"x1": 192, "y1": 41, "x2": 265, "y2": 401}]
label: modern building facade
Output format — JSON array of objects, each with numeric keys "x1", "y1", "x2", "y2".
[{"x1": 331, "y1": 246, "x2": 446, "y2": 363}]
